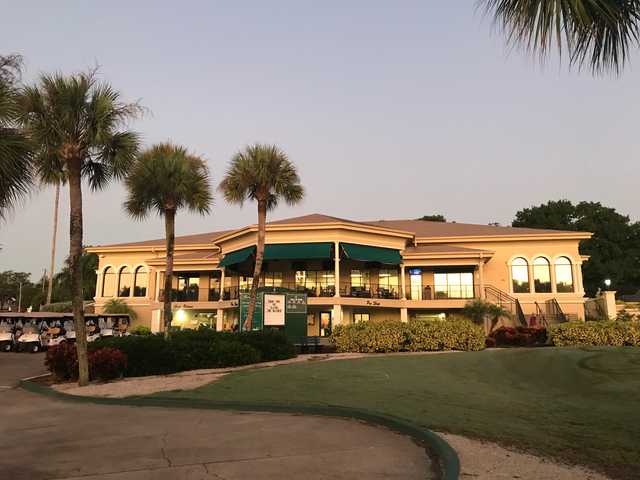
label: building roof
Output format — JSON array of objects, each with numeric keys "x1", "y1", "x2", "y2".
[
  {"x1": 146, "y1": 251, "x2": 219, "y2": 264},
  {"x1": 92, "y1": 213, "x2": 589, "y2": 250},
  {"x1": 364, "y1": 219, "x2": 577, "y2": 238}
]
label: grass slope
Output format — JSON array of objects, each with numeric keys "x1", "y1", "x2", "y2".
[{"x1": 155, "y1": 347, "x2": 640, "y2": 479}]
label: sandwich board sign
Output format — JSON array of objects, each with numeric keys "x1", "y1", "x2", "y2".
[{"x1": 264, "y1": 294, "x2": 285, "y2": 326}]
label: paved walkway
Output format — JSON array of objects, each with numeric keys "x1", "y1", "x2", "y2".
[{"x1": 0, "y1": 354, "x2": 433, "y2": 479}]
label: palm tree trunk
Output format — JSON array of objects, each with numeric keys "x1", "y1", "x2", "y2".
[
  {"x1": 163, "y1": 208, "x2": 176, "y2": 339},
  {"x1": 67, "y1": 164, "x2": 89, "y2": 386},
  {"x1": 46, "y1": 182, "x2": 60, "y2": 305},
  {"x1": 245, "y1": 200, "x2": 267, "y2": 331}
]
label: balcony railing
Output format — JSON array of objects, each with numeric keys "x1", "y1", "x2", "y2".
[
  {"x1": 222, "y1": 283, "x2": 335, "y2": 301},
  {"x1": 340, "y1": 282, "x2": 402, "y2": 299},
  {"x1": 159, "y1": 287, "x2": 200, "y2": 302}
]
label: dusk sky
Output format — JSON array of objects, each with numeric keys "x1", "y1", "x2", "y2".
[{"x1": 1, "y1": 1, "x2": 638, "y2": 279}]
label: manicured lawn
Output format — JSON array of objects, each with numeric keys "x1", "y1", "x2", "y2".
[{"x1": 154, "y1": 347, "x2": 640, "y2": 479}]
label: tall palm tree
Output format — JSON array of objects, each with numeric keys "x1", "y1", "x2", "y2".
[
  {"x1": 0, "y1": 54, "x2": 31, "y2": 220},
  {"x1": 481, "y1": 0, "x2": 640, "y2": 74},
  {"x1": 219, "y1": 144, "x2": 304, "y2": 331},
  {"x1": 124, "y1": 143, "x2": 213, "y2": 337},
  {"x1": 18, "y1": 72, "x2": 140, "y2": 385},
  {"x1": 47, "y1": 178, "x2": 65, "y2": 304}
]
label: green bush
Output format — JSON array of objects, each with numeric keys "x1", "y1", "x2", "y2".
[
  {"x1": 550, "y1": 321, "x2": 640, "y2": 347},
  {"x1": 330, "y1": 317, "x2": 485, "y2": 353},
  {"x1": 408, "y1": 316, "x2": 486, "y2": 352},
  {"x1": 130, "y1": 325, "x2": 152, "y2": 336},
  {"x1": 90, "y1": 328, "x2": 294, "y2": 377}
]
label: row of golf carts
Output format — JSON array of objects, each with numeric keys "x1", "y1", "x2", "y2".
[{"x1": 0, "y1": 312, "x2": 130, "y2": 353}]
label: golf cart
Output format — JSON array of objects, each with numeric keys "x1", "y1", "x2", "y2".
[
  {"x1": 0, "y1": 318, "x2": 16, "y2": 352},
  {"x1": 64, "y1": 317, "x2": 101, "y2": 343},
  {"x1": 16, "y1": 320, "x2": 46, "y2": 353},
  {"x1": 42, "y1": 320, "x2": 67, "y2": 349},
  {"x1": 98, "y1": 316, "x2": 114, "y2": 338}
]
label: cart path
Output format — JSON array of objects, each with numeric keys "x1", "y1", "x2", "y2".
[{"x1": 0, "y1": 354, "x2": 433, "y2": 480}]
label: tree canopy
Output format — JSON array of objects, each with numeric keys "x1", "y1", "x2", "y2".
[
  {"x1": 418, "y1": 214, "x2": 447, "y2": 222},
  {"x1": 513, "y1": 200, "x2": 640, "y2": 295}
]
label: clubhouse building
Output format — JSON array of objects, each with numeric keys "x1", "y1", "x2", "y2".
[{"x1": 88, "y1": 214, "x2": 591, "y2": 334}]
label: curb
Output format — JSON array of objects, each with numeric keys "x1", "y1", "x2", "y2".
[{"x1": 20, "y1": 378, "x2": 460, "y2": 480}]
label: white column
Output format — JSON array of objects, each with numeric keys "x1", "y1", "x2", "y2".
[
  {"x1": 155, "y1": 271, "x2": 161, "y2": 301},
  {"x1": 574, "y1": 263, "x2": 583, "y2": 294},
  {"x1": 334, "y1": 241, "x2": 341, "y2": 297},
  {"x1": 478, "y1": 259, "x2": 485, "y2": 299},
  {"x1": 220, "y1": 268, "x2": 226, "y2": 301},
  {"x1": 95, "y1": 270, "x2": 103, "y2": 298},
  {"x1": 601, "y1": 291, "x2": 617, "y2": 320},
  {"x1": 528, "y1": 263, "x2": 535, "y2": 294},
  {"x1": 332, "y1": 304, "x2": 342, "y2": 325},
  {"x1": 400, "y1": 307, "x2": 408, "y2": 323},
  {"x1": 400, "y1": 264, "x2": 406, "y2": 300},
  {"x1": 550, "y1": 260, "x2": 558, "y2": 294},
  {"x1": 216, "y1": 308, "x2": 224, "y2": 331}
]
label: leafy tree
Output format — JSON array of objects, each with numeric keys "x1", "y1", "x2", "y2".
[
  {"x1": 418, "y1": 214, "x2": 446, "y2": 222},
  {"x1": 102, "y1": 298, "x2": 138, "y2": 321},
  {"x1": 124, "y1": 143, "x2": 213, "y2": 337},
  {"x1": 18, "y1": 71, "x2": 141, "y2": 386},
  {"x1": 0, "y1": 54, "x2": 32, "y2": 220},
  {"x1": 50, "y1": 250, "x2": 98, "y2": 303},
  {"x1": 219, "y1": 144, "x2": 304, "y2": 330},
  {"x1": 513, "y1": 200, "x2": 640, "y2": 296},
  {"x1": 481, "y1": 0, "x2": 640, "y2": 74}
]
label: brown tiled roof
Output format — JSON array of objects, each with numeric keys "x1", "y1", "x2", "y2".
[
  {"x1": 100, "y1": 229, "x2": 235, "y2": 248},
  {"x1": 267, "y1": 213, "x2": 363, "y2": 226},
  {"x1": 364, "y1": 219, "x2": 576, "y2": 238},
  {"x1": 402, "y1": 245, "x2": 493, "y2": 255}
]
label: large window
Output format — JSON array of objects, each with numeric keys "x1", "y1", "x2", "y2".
[
  {"x1": 117, "y1": 266, "x2": 132, "y2": 297},
  {"x1": 533, "y1": 257, "x2": 552, "y2": 293},
  {"x1": 378, "y1": 269, "x2": 399, "y2": 297},
  {"x1": 133, "y1": 266, "x2": 148, "y2": 297},
  {"x1": 102, "y1": 267, "x2": 115, "y2": 297},
  {"x1": 262, "y1": 272, "x2": 282, "y2": 288},
  {"x1": 350, "y1": 269, "x2": 370, "y2": 288},
  {"x1": 353, "y1": 312, "x2": 370, "y2": 323},
  {"x1": 177, "y1": 274, "x2": 200, "y2": 301},
  {"x1": 555, "y1": 257, "x2": 574, "y2": 293},
  {"x1": 511, "y1": 257, "x2": 530, "y2": 293},
  {"x1": 295, "y1": 270, "x2": 335, "y2": 296},
  {"x1": 434, "y1": 272, "x2": 474, "y2": 298}
]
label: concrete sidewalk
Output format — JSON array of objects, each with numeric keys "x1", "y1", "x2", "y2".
[{"x1": 0, "y1": 354, "x2": 433, "y2": 479}]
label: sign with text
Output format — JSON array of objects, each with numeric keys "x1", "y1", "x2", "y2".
[
  {"x1": 286, "y1": 293, "x2": 307, "y2": 314},
  {"x1": 263, "y1": 294, "x2": 286, "y2": 326}
]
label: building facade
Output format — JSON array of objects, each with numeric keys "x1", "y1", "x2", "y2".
[{"x1": 88, "y1": 214, "x2": 591, "y2": 334}]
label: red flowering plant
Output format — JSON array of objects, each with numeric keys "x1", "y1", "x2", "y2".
[{"x1": 88, "y1": 347, "x2": 128, "y2": 381}]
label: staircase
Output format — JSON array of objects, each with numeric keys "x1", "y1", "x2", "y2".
[
  {"x1": 484, "y1": 285, "x2": 527, "y2": 326},
  {"x1": 545, "y1": 298, "x2": 568, "y2": 324}
]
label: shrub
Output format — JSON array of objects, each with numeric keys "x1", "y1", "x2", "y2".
[
  {"x1": 130, "y1": 325, "x2": 152, "y2": 336},
  {"x1": 550, "y1": 321, "x2": 640, "y2": 347},
  {"x1": 489, "y1": 326, "x2": 548, "y2": 347},
  {"x1": 408, "y1": 316, "x2": 486, "y2": 352},
  {"x1": 102, "y1": 299, "x2": 138, "y2": 321},
  {"x1": 90, "y1": 329, "x2": 295, "y2": 377},
  {"x1": 45, "y1": 342, "x2": 78, "y2": 381},
  {"x1": 89, "y1": 347, "x2": 127, "y2": 381},
  {"x1": 330, "y1": 317, "x2": 485, "y2": 353},
  {"x1": 616, "y1": 309, "x2": 637, "y2": 322}
]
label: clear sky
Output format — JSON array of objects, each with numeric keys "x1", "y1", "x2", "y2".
[{"x1": 1, "y1": 1, "x2": 638, "y2": 279}]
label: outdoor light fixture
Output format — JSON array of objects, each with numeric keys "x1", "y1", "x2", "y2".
[{"x1": 604, "y1": 279, "x2": 612, "y2": 289}]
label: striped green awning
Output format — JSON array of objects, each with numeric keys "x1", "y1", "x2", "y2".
[
  {"x1": 218, "y1": 246, "x2": 256, "y2": 268},
  {"x1": 341, "y1": 243, "x2": 402, "y2": 265},
  {"x1": 264, "y1": 242, "x2": 332, "y2": 260}
]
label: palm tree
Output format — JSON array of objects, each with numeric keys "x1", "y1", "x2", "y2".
[
  {"x1": 18, "y1": 72, "x2": 140, "y2": 385},
  {"x1": 47, "y1": 178, "x2": 65, "y2": 304},
  {"x1": 462, "y1": 298, "x2": 511, "y2": 333},
  {"x1": 219, "y1": 144, "x2": 304, "y2": 331},
  {"x1": 481, "y1": 0, "x2": 640, "y2": 74},
  {"x1": 124, "y1": 143, "x2": 213, "y2": 338},
  {"x1": 0, "y1": 54, "x2": 32, "y2": 220}
]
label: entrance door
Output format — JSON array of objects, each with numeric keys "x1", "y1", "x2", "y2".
[{"x1": 319, "y1": 311, "x2": 332, "y2": 337}]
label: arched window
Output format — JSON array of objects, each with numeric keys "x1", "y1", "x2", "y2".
[
  {"x1": 102, "y1": 267, "x2": 116, "y2": 297},
  {"x1": 555, "y1": 257, "x2": 574, "y2": 293},
  {"x1": 117, "y1": 266, "x2": 132, "y2": 297},
  {"x1": 533, "y1": 257, "x2": 552, "y2": 293},
  {"x1": 133, "y1": 266, "x2": 148, "y2": 297},
  {"x1": 511, "y1": 258, "x2": 530, "y2": 293}
]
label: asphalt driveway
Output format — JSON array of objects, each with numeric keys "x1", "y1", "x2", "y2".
[{"x1": 0, "y1": 353, "x2": 433, "y2": 479}]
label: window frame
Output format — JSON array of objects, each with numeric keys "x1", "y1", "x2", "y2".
[
  {"x1": 511, "y1": 257, "x2": 530, "y2": 294},
  {"x1": 533, "y1": 256, "x2": 552, "y2": 293}
]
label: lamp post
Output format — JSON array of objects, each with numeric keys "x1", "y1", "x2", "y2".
[{"x1": 604, "y1": 278, "x2": 612, "y2": 290}]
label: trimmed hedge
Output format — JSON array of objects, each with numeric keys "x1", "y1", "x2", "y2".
[
  {"x1": 89, "y1": 328, "x2": 295, "y2": 377},
  {"x1": 330, "y1": 317, "x2": 485, "y2": 353},
  {"x1": 45, "y1": 344, "x2": 128, "y2": 381},
  {"x1": 488, "y1": 326, "x2": 548, "y2": 347},
  {"x1": 550, "y1": 321, "x2": 640, "y2": 347}
]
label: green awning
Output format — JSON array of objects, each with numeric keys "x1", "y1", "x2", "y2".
[
  {"x1": 341, "y1": 243, "x2": 402, "y2": 265},
  {"x1": 264, "y1": 242, "x2": 333, "y2": 260},
  {"x1": 218, "y1": 246, "x2": 256, "y2": 268}
]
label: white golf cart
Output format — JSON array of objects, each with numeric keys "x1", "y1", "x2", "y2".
[
  {"x1": 16, "y1": 320, "x2": 46, "y2": 353},
  {"x1": 0, "y1": 319, "x2": 16, "y2": 352}
]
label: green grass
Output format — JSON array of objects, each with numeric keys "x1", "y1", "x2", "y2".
[{"x1": 154, "y1": 347, "x2": 640, "y2": 479}]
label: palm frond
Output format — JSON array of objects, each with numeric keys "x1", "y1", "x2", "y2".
[{"x1": 481, "y1": 0, "x2": 640, "y2": 74}]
